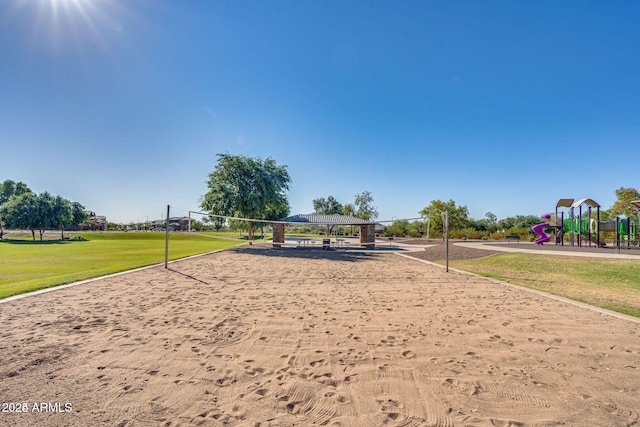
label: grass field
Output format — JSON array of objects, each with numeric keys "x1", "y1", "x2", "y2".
[
  {"x1": 448, "y1": 253, "x2": 640, "y2": 318},
  {"x1": 0, "y1": 232, "x2": 247, "y2": 299}
]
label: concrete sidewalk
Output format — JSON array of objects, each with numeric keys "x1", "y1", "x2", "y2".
[{"x1": 455, "y1": 241, "x2": 640, "y2": 259}]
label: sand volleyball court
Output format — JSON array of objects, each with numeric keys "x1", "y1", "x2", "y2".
[{"x1": 1, "y1": 245, "x2": 640, "y2": 426}]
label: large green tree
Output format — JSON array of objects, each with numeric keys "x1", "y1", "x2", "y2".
[
  {"x1": 0, "y1": 179, "x2": 31, "y2": 205},
  {"x1": 500, "y1": 214, "x2": 545, "y2": 230},
  {"x1": 0, "y1": 179, "x2": 32, "y2": 238},
  {"x1": 53, "y1": 198, "x2": 88, "y2": 239},
  {"x1": 1, "y1": 192, "x2": 87, "y2": 240},
  {"x1": 420, "y1": 199, "x2": 469, "y2": 232},
  {"x1": 609, "y1": 187, "x2": 640, "y2": 221},
  {"x1": 312, "y1": 195, "x2": 345, "y2": 234},
  {"x1": 353, "y1": 191, "x2": 378, "y2": 221},
  {"x1": 312, "y1": 196, "x2": 344, "y2": 215},
  {"x1": 200, "y1": 154, "x2": 291, "y2": 242},
  {"x1": 1, "y1": 192, "x2": 40, "y2": 240}
]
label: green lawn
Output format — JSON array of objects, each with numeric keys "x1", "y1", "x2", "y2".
[
  {"x1": 195, "y1": 231, "x2": 273, "y2": 240},
  {"x1": 0, "y1": 232, "x2": 247, "y2": 299},
  {"x1": 447, "y1": 253, "x2": 640, "y2": 318}
]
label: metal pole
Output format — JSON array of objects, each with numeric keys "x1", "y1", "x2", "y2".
[
  {"x1": 554, "y1": 206, "x2": 557, "y2": 245},
  {"x1": 578, "y1": 205, "x2": 582, "y2": 248},
  {"x1": 188, "y1": 211, "x2": 192, "y2": 233},
  {"x1": 165, "y1": 205, "x2": 170, "y2": 269},
  {"x1": 570, "y1": 208, "x2": 574, "y2": 247},
  {"x1": 443, "y1": 211, "x2": 449, "y2": 273},
  {"x1": 637, "y1": 205, "x2": 640, "y2": 249},
  {"x1": 588, "y1": 206, "x2": 592, "y2": 248},
  {"x1": 596, "y1": 207, "x2": 600, "y2": 248},
  {"x1": 616, "y1": 216, "x2": 620, "y2": 254},
  {"x1": 561, "y1": 211, "x2": 564, "y2": 246},
  {"x1": 426, "y1": 215, "x2": 431, "y2": 239}
]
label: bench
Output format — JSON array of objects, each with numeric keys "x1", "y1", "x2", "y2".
[{"x1": 505, "y1": 235, "x2": 520, "y2": 243}]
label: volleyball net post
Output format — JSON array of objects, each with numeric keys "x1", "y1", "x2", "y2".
[{"x1": 164, "y1": 205, "x2": 170, "y2": 269}]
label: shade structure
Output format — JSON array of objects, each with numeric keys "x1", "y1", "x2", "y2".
[{"x1": 273, "y1": 214, "x2": 377, "y2": 248}]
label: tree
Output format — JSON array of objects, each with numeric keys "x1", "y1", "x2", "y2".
[
  {"x1": 610, "y1": 187, "x2": 640, "y2": 221},
  {"x1": 53, "y1": 196, "x2": 73, "y2": 239},
  {"x1": 419, "y1": 199, "x2": 469, "y2": 233},
  {"x1": 312, "y1": 196, "x2": 344, "y2": 215},
  {"x1": 0, "y1": 179, "x2": 31, "y2": 238},
  {"x1": 467, "y1": 218, "x2": 488, "y2": 232},
  {"x1": 1, "y1": 192, "x2": 40, "y2": 240},
  {"x1": 353, "y1": 191, "x2": 378, "y2": 221},
  {"x1": 384, "y1": 220, "x2": 409, "y2": 237},
  {"x1": 0, "y1": 179, "x2": 31, "y2": 205},
  {"x1": 467, "y1": 212, "x2": 499, "y2": 235},
  {"x1": 485, "y1": 212, "x2": 497, "y2": 224},
  {"x1": 1, "y1": 192, "x2": 87, "y2": 240},
  {"x1": 500, "y1": 215, "x2": 543, "y2": 230},
  {"x1": 343, "y1": 203, "x2": 354, "y2": 216},
  {"x1": 207, "y1": 216, "x2": 226, "y2": 232},
  {"x1": 71, "y1": 202, "x2": 88, "y2": 228},
  {"x1": 201, "y1": 154, "x2": 291, "y2": 243},
  {"x1": 54, "y1": 200, "x2": 87, "y2": 239},
  {"x1": 311, "y1": 196, "x2": 345, "y2": 234}
]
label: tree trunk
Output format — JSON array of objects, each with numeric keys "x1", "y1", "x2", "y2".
[
  {"x1": 31, "y1": 229, "x2": 35, "y2": 241},
  {"x1": 245, "y1": 220, "x2": 253, "y2": 245},
  {"x1": 40, "y1": 230, "x2": 45, "y2": 241},
  {"x1": 61, "y1": 228, "x2": 65, "y2": 240}
]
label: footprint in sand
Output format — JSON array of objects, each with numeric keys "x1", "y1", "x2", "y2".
[{"x1": 401, "y1": 350, "x2": 416, "y2": 359}]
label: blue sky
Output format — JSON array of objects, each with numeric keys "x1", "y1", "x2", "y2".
[{"x1": 1, "y1": 0, "x2": 638, "y2": 223}]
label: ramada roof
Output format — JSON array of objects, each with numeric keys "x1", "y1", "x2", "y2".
[{"x1": 279, "y1": 213, "x2": 375, "y2": 225}]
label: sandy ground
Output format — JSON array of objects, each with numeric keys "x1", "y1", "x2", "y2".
[{"x1": 1, "y1": 245, "x2": 640, "y2": 426}]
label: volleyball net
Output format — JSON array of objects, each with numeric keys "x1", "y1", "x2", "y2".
[
  {"x1": 160, "y1": 206, "x2": 428, "y2": 266},
  {"x1": 184, "y1": 209, "x2": 425, "y2": 230}
]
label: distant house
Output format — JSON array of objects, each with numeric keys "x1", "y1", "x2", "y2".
[
  {"x1": 67, "y1": 210, "x2": 107, "y2": 231},
  {"x1": 150, "y1": 216, "x2": 191, "y2": 231}
]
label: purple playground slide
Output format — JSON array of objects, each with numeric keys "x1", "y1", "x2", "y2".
[
  {"x1": 532, "y1": 223, "x2": 551, "y2": 245},
  {"x1": 532, "y1": 214, "x2": 551, "y2": 245}
]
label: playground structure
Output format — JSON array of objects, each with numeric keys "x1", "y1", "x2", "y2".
[{"x1": 531, "y1": 198, "x2": 640, "y2": 250}]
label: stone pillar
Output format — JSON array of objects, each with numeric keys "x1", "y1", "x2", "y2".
[
  {"x1": 360, "y1": 224, "x2": 376, "y2": 248},
  {"x1": 272, "y1": 223, "x2": 285, "y2": 248}
]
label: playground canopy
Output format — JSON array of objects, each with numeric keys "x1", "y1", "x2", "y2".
[
  {"x1": 570, "y1": 198, "x2": 600, "y2": 209},
  {"x1": 556, "y1": 198, "x2": 600, "y2": 209},
  {"x1": 556, "y1": 199, "x2": 574, "y2": 208}
]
